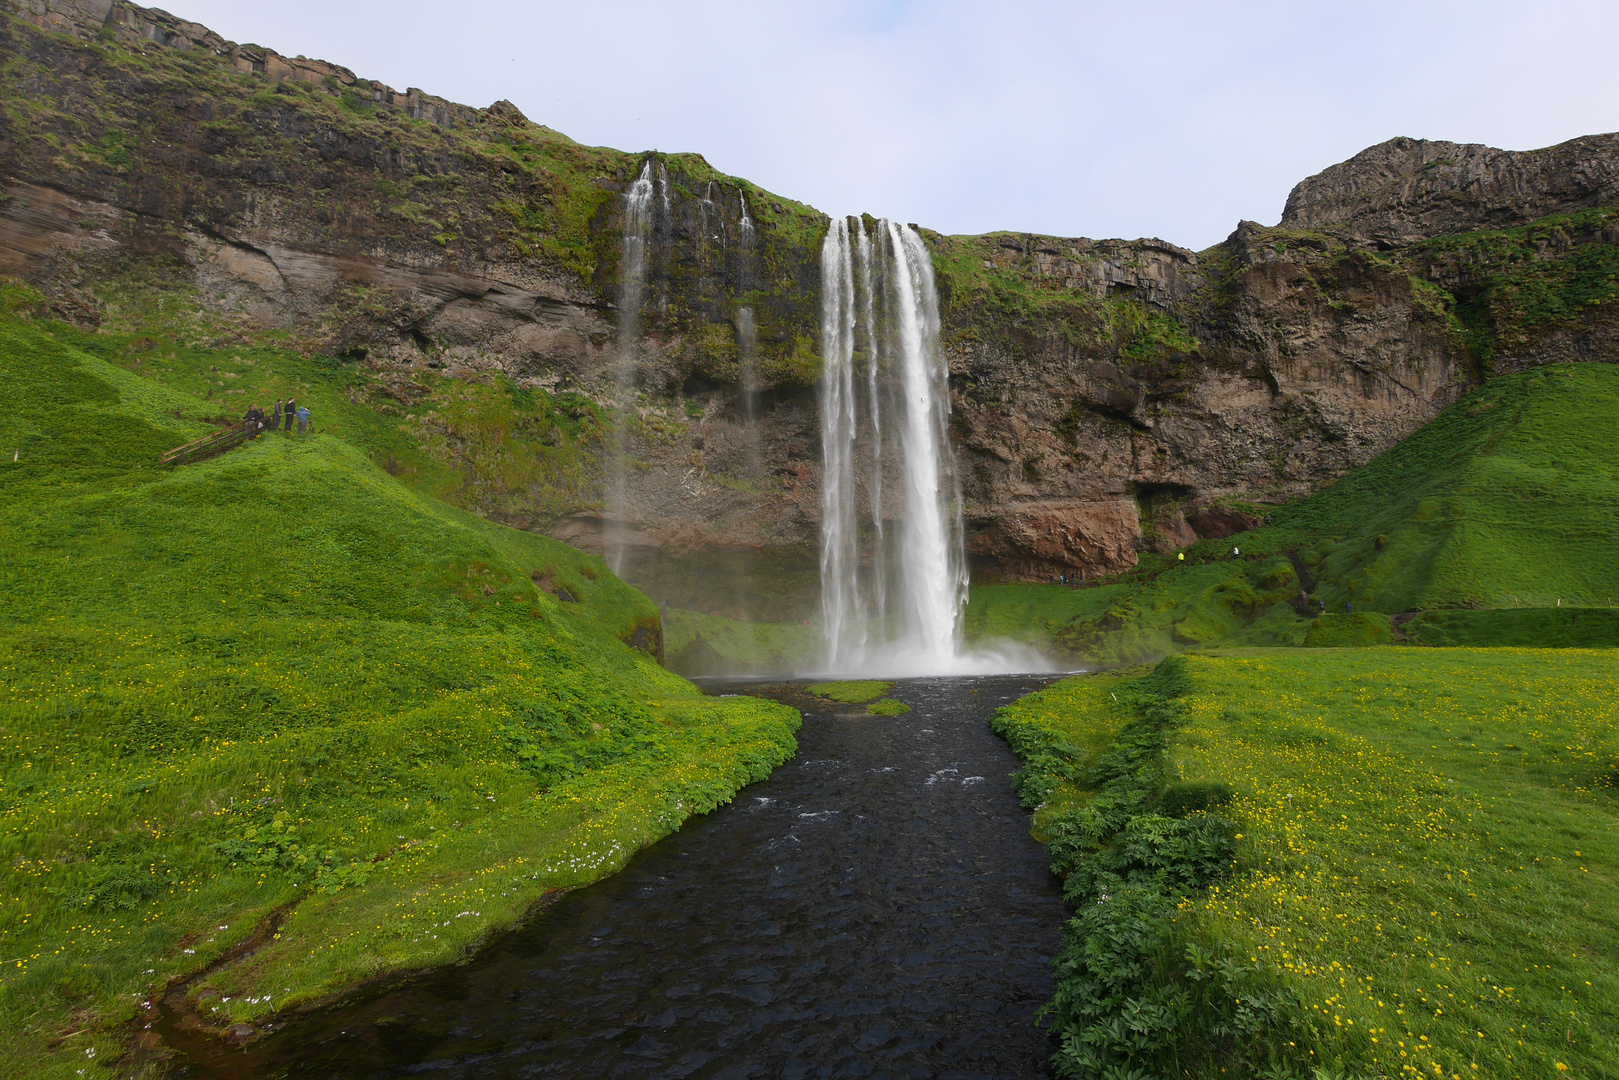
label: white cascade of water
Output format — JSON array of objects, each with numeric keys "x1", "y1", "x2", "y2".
[
  {"x1": 854, "y1": 224, "x2": 887, "y2": 627},
  {"x1": 818, "y1": 218, "x2": 982, "y2": 675},
  {"x1": 605, "y1": 160, "x2": 656, "y2": 574},
  {"x1": 888, "y1": 220, "x2": 967, "y2": 664},
  {"x1": 816, "y1": 219, "x2": 1048, "y2": 676},
  {"x1": 819, "y1": 217, "x2": 863, "y2": 669}
]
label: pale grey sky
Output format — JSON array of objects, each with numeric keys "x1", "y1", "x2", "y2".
[{"x1": 173, "y1": 0, "x2": 1618, "y2": 251}]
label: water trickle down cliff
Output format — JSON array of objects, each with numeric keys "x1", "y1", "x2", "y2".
[
  {"x1": 605, "y1": 160, "x2": 658, "y2": 574},
  {"x1": 730, "y1": 191, "x2": 762, "y2": 471},
  {"x1": 819, "y1": 218, "x2": 969, "y2": 674}
]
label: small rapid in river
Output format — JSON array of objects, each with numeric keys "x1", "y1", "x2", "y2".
[{"x1": 157, "y1": 675, "x2": 1068, "y2": 1079}]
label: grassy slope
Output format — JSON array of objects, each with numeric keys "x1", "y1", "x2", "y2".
[
  {"x1": 0, "y1": 311, "x2": 799, "y2": 1078},
  {"x1": 996, "y1": 650, "x2": 1618, "y2": 1079},
  {"x1": 1244, "y1": 362, "x2": 1619, "y2": 612},
  {"x1": 52, "y1": 278, "x2": 616, "y2": 528},
  {"x1": 964, "y1": 362, "x2": 1619, "y2": 663}
]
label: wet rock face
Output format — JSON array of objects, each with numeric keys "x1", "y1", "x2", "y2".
[
  {"x1": 966, "y1": 500, "x2": 1143, "y2": 581},
  {"x1": 3, "y1": 2, "x2": 1617, "y2": 587},
  {"x1": 1188, "y1": 505, "x2": 1258, "y2": 541},
  {"x1": 1281, "y1": 133, "x2": 1619, "y2": 246}
]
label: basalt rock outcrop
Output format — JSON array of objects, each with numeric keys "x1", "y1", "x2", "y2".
[
  {"x1": 1281, "y1": 133, "x2": 1619, "y2": 246},
  {"x1": 3, "y1": 0, "x2": 1617, "y2": 596}
]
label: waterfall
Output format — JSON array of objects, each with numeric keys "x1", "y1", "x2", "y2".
[
  {"x1": 817, "y1": 218, "x2": 971, "y2": 675},
  {"x1": 856, "y1": 225, "x2": 886, "y2": 624},
  {"x1": 819, "y1": 218, "x2": 862, "y2": 667},
  {"x1": 605, "y1": 160, "x2": 656, "y2": 574}
]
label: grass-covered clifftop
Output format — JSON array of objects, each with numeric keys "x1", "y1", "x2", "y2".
[
  {"x1": 1406, "y1": 206, "x2": 1619, "y2": 366},
  {"x1": 0, "y1": 302, "x2": 800, "y2": 1078},
  {"x1": 993, "y1": 651, "x2": 1618, "y2": 1079}
]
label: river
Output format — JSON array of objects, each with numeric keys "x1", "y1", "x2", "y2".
[{"x1": 157, "y1": 674, "x2": 1068, "y2": 1079}]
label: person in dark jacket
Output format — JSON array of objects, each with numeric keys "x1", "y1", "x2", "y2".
[
  {"x1": 271, "y1": 399, "x2": 283, "y2": 431},
  {"x1": 245, "y1": 405, "x2": 262, "y2": 437},
  {"x1": 284, "y1": 398, "x2": 297, "y2": 433}
]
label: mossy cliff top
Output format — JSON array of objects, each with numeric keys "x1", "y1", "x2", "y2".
[{"x1": 0, "y1": 0, "x2": 831, "y2": 390}]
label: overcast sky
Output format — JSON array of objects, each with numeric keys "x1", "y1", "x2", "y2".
[{"x1": 173, "y1": 1, "x2": 1618, "y2": 251}]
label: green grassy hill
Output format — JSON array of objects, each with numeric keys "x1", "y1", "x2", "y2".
[
  {"x1": 0, "y1": 305, "x2": 798, "y2": 1078},
  {"x1": 964, "y1": 362, "x2": 1619, "y2": 664},
  {"x1": 1254, "y1": 362, "x2": 1619, "y2": 612}
]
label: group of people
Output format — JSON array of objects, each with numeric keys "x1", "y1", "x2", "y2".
[{"x1": 246, "y1": 398, "x2": 311, "y2": 436}]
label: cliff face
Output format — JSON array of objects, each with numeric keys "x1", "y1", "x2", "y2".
[
  {"x1": 1281, "y1": 133, "x2": 1619, "y2": 246},
  {"x1": 930, "y1": 225, "x2": 1476, "y2": 578},
  {"x1": 3, "y1": 0, "x2": 1617, "y2": 595}
]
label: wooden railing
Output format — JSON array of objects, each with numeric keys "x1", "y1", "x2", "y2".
[{"x1": 161, "y1": 422, "x2": 252, "y2": 466}]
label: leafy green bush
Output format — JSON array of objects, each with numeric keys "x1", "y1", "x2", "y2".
[{"x1": 1159, "y1": 781, "x2": 1234, "y2": 818}]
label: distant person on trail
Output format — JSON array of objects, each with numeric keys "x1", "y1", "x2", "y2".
[
  {"x1": 296, "y1": 405, "x2": 310, "y2": 434},
  {"x1": 1345, "y1": 602, "x2": 1354, "y2": 614},
  {"x1": 245, "y1": 405, "x2": 262, "y2": 437},
  {"x1": 271, "y1": 399, "x2": 283, "y2": 431},
  {"x1": 285, "y1": 399, "x2": 297, "y2": 433}
]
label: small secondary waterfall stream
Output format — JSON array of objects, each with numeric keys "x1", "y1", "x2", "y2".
[
  {"x1": 819, "y1": 218, "x2": 970, "y2": 675},
  {"x1": 606, "y1": 160, "x2": 658, "y2": 574}
]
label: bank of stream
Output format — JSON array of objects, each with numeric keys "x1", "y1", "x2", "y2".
[{"x1": 154, "y1": 674, "x2": 1068, "y2": 1079}]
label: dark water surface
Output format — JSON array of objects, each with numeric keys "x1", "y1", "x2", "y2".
[{"x1": 161, "y1": 675, "x2": 1067, "y2": 1079}]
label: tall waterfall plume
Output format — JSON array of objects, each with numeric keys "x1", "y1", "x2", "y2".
[
  {"x1": 818, "y1": 217, "x2": 971, "y2": 675},
  {"x1": 605, "y1": 160, "x2": 657, "y2": 573}
]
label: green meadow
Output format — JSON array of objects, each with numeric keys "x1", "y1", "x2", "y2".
[
  {"x1": 0, "y1": 302, "x2": 799, "y2": 1077},
  {"x1": 993, "y1": 650, "x2": 1618, "y2": 1080}
]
